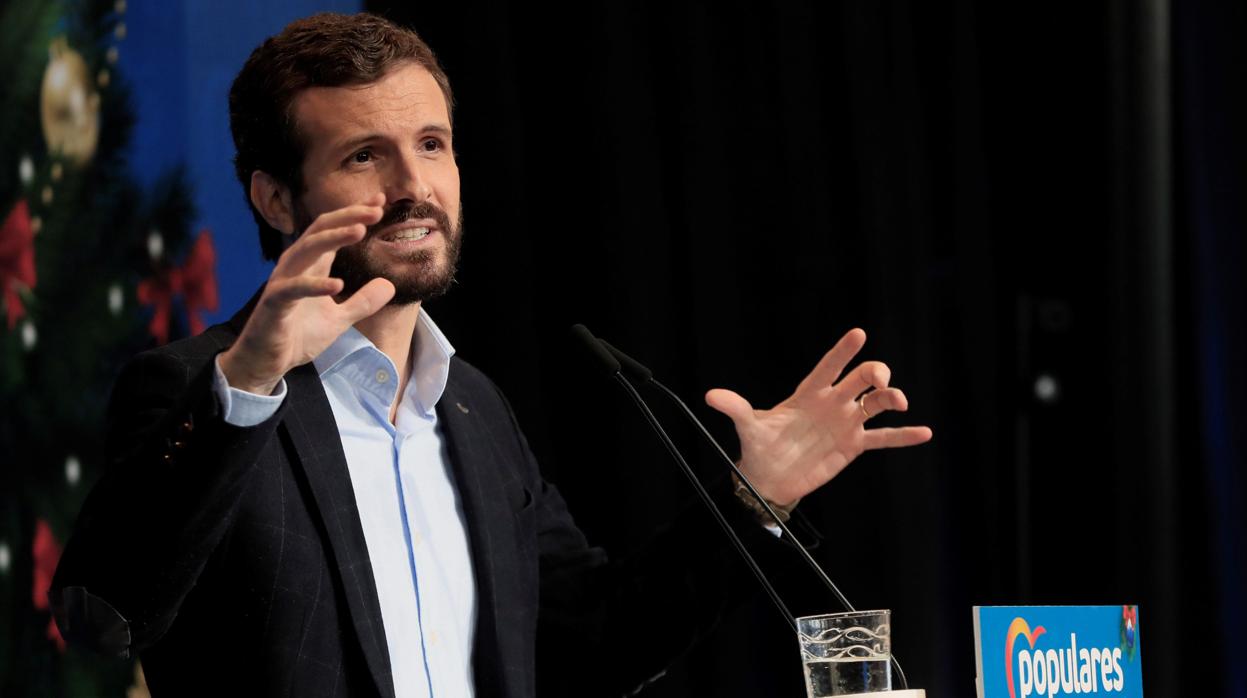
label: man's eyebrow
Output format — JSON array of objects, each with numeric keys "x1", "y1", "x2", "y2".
[
  {"x1": 334, "y1": 125, "x2": 453, "y2": 154},
  {"x1": 421, "y1": 124, "x2": 453, "y2": 139},
  {"x1": 334, "y1": 133, "x2": 382, "y2": 155}
]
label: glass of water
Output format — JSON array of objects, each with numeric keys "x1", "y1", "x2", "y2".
[{"x1": 797, "y1": 609, "x2": 892, "y2": 696}]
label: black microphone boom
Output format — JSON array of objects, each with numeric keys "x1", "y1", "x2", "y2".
[{"x1": 570, "y1": 324, "x2": 797, "y2": 634}]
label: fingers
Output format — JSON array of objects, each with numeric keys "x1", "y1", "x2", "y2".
[
  {"x1": 263, "y1": 275, "x2": 345, "y2": 305},
  {"x1": 836, "y1": 360, "x2": 892, "y2": 399},
  {"x1": 862, "y1": 426, "x2": 933, "y2": 450},
  {"x1": 277, "y1": 223, "x2": 367, "y2": 275},
  {"x1": 705, "y1": 388, "x2": 755, "y2": 425},
  {"x1": 856, "y1": 384, "x2": 931, "y2": 451},
  {"x1": 794, "y1": 328, "x2": 867, "y2": 396},
  {"x1": 302, "y1": 197, "x2": 385, "y2": 238},
  {"x1": 336, "y1": 277, "x2": 396, "y2": 325},
  {"x1": 275, "y1": 223, "x2": 366, "y2": 277},
  {"x1": 273, "y1": 195, "x2": 386, "y2": 276},
  {"x1": 858, "y1": 387, "x2": 909, "y2": 421}
]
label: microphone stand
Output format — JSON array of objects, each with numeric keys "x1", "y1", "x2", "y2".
[{"x1": 571, "y1": 325, "x2": 797, "y2": 634}]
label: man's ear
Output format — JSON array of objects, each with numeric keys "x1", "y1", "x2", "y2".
[{"x1": 250, "y1": 170, "x2": 296, "y2": 236}]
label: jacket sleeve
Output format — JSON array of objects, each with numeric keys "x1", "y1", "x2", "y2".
[{"x1": 49, "y1": 343, "x2": 287, "y2": 657}]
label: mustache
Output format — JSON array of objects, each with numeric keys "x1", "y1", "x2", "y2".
[{"x1": 368, "y1": 200, "x2": 453, "y2": 237}]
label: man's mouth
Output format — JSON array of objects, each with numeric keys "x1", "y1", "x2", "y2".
[
  {"x1": 376, "y1": 219, "x2": 440, "y2": 244},
  {"x1": 389, "y1": 227, "x2": 430, "y2": 241}
]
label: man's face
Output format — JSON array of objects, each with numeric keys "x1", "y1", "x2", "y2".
[{"x1": 290, "y1": 62, "x2": 461, "y2": 305}]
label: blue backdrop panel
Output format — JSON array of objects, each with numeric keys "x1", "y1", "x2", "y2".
[{"x1": 119, "y1": 1, "x2": 361, "y2": 325}]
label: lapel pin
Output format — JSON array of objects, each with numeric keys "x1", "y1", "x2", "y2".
[{"x1": 456, "y1": 402, "x2": 470, "y2": 414}]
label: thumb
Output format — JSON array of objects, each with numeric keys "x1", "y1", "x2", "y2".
[
  {"x1": 705, "y1": 388, "x2": 755, "y2": 426},
  {"x1": 339, "y1": 277, "x2": 396, "y2": 324}
]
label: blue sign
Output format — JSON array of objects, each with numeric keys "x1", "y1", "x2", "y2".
[{"x1": 974, "y1": 605, "x2": 1143, "y2": 698}]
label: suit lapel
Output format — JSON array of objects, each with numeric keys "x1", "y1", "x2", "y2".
[
  {"x1": 438, "y1": 370, "x2": 514, "y2": 698},
  {"x1": 281, "y1": 362, "x2": 395, "y2": 698}
]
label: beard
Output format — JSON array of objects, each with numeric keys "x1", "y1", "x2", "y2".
[{"x1": 294, "y1": 198, "x2": 463, "y2": 306}]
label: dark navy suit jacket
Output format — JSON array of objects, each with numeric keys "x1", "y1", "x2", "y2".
[{"x1": 51, "y1": 304, "x2": 783, "y2": 697}]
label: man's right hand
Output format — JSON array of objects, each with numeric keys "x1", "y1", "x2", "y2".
[{"x1": 218, "y1": 193, "x2": 396, "y2": 395}]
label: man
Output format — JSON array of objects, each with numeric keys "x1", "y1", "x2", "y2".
[{"x1": 51, "y1": 12, "x2": 931, "y2": 698}]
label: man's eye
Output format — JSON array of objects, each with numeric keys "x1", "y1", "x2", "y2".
[
  {"x1": 351, "y1": 150, "x2": 372, "y2": 164},
  {"x1": 420, "y1": 138, "x2": 442, "y2": 152}
]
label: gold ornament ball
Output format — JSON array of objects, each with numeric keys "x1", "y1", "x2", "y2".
[{"x1": 40, "y1": 38, "x2": 101, "y2": 167}]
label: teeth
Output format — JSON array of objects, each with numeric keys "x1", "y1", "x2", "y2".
[{"x1": 391, "y1": 227, "x2": 430, "y2": 241}]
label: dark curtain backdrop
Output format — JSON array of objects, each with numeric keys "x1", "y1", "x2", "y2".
[
  {"x1": 368, "y1": 2, "x2": 1241, "y2": 696},
  {"x1": 1175, "y1": 3, "x2": 1247, "y2": 698}
]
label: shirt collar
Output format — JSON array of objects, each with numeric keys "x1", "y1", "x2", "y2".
[
  {"x1": 312, "y1": 324, "x2": 375, "y2": 379},
  {"x1": 311, "y1": 309, "x2": 456, "y2": 415},
  {"x1": 410, "y1": 309, "x2": 456, "y2": 414}
]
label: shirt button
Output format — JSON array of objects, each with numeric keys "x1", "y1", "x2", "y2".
[
  {"x1": 375, "y1": 369, "x2": 389, "y2": 383},
  {"x1": 429, "y1": 630, "x2": 440, "y2": 646}
]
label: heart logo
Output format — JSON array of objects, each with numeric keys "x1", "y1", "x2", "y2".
[{"x1": 1005, "y1": 617, "x2": 1047, "y2": 698}]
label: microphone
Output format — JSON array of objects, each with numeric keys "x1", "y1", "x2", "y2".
[
  {"x1": 570, "y1": 324, "x2": 620, "y2": 373},
  {"x1": 593, "y1": 335, "x2": 911, "y2": 691},
  {"x1": 570, "y1": 325, "x2": 798, "y2": 634}
]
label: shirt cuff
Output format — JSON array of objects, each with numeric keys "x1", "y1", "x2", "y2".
[{"x1": 213, "y1": 354, "x2": 286, "y2": 427}]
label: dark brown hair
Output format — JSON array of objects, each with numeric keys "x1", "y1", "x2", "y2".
[{"x1": 229, "y1": 12, "x2": 454, "y2": 260}]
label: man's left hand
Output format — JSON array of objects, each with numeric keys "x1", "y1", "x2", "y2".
[{"x1": 706, "y1": 328, "x2": 932, "y2": 507}]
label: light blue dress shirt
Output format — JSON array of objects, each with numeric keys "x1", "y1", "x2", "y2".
[{"x1": 213, "y1": 310, "x2": 476, "y2": 698}]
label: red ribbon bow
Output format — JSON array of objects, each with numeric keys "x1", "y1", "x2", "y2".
[
  {"x1": 0, "y1": 199, "x2": 37, "y2": 330},
  {"x1": 137, "y1": 229, "x2": 219, "y2": 345}
]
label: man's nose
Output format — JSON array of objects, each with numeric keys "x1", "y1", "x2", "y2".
[{"x1": 387, "y1": 152, "x2": 433, "y2": 203}]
